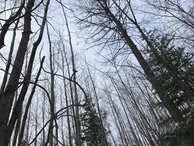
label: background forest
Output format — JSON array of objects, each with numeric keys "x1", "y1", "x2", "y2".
[{"x1": 0, "y1": 0, "x2": 193, "y2": 146}]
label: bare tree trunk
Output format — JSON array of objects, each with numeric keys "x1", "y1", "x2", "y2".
[
  {"x1": 104, "y1": 88, "x2": 128, "y2": 145},
  {"x1": 61, "y1": 53, "x2": 73, "y2": 146},
  {"x1": 115, "y1": 66, "x2": 159, "y2": 145},
  {"x1": 63, "y1": 9, "x2": 81, "y2": 146},
  {"x1": 35, "y1": 98, "x2": 38, "y2": 146},
  {"x1": 0, "y1": 0, "x2": 25, "y2": 49},
  {"x1": 60, "y1": 91, "x2": 67, "y2": 146},
  {"x1": 42, "y1": 92, "x2": 46, "y2": 146},
  {"x1": 0, "y1": 1, "x2": 34, "y2": 145},
  {"x1": 46, "y1": 22, "x2": 55, "y2": 146},
  {"x1": 12, "y1": 112, "x2": 22, "y2": 146},
  {"x1": 18, "y1": 57, "x2": 45, "y2": 146},
  {"x1": 0, "y1": 11, "x2": 20, "y2": 95},
  {"x1": 98, "y1": 3, "x2": 184, "y2": 123}
]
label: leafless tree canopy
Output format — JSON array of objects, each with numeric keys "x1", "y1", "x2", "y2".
[{"x1": 0, "y1": 0, "x2": 193, "y2": 146}]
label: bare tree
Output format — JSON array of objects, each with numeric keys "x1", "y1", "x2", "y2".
[
  {"x1": 75, "y1": 0, "x2": 194, "y2": 145},
  {"x1": 76, "y1": 0, "x2": 183, "y2": 123},
  {"x1": 0, "y1": 0, "x2": 50, "y2": 145},
  {"x1": 145, "y1": 0, "x2": 194, "y2": 48}
]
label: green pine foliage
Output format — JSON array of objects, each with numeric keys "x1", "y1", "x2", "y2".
[
  {"x1": 80, "y1": 97, "x2": 106, "y2": 146},
  {"x1": 143, "y1": 31, "x2": 194, "y2": 145}
]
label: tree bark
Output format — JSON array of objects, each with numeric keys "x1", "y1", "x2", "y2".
[
  {"x1": 101, "y1": 5, "x2": 184, "y2": 123},
  {"x1": 0, "y1": 1, "x2": 34, "y2": 145}
]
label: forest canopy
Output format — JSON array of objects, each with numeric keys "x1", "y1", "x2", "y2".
[{"x1": 0, "y1": 0, "x2": 193, "y2": 146}]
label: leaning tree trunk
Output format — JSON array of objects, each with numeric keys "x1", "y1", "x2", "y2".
[
  {"x1": 0, "y1": 1, "x2": 34, "y2": 145},
  {"x1": 99, "y1": 3, "x2": 184, "y2": 123}
]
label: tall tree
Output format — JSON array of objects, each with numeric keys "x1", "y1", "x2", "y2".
[
  {"x1": 76, "y1": 0, "x2": 194, "y2": 145},
  {"x1": 0, "y1": 0, "x2": 50, "y2": 145},
  {"x1": 144, "y1": 32, "x2": 194, "y2": 145},
  {"x1": 80, "y1": 97, "x2": 107, "y2": 146},
  {"x1": 76, "y1": 0, "x2": 184, "y2": 123}
]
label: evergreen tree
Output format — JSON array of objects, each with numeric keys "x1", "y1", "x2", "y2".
[
  {"x1": 80, "y1": 97, "x2": 107, "y2": 146},
  {"x1": 144, "y1": 31, "x2": 194, "y2": 146}
]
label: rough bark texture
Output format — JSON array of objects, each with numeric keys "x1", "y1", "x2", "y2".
[{"x1": 0, "y1": 1, "x2": 34, "y2": 145}]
